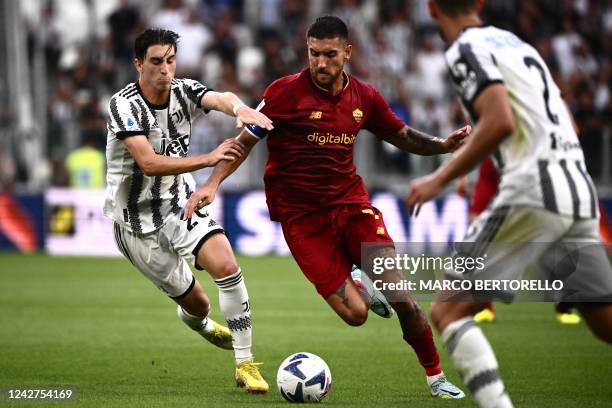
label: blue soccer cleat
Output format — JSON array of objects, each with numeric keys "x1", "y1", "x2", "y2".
[{"x1": 429, "y1": 375, "x2": 465, "y2": 399}]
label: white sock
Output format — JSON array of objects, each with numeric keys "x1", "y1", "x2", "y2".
[
  {"x1": 177, "y1": 305, "x2": 213, "y2": 334},
  {"x1": 441, "y1": 317, "x2": 513, "y2": 408},
  {"x1": 426, "y1": 372, "x2": 446, "y2": 386},
  {"x1": 215, "y1": 268, "x2": 253, "y2": 364}
]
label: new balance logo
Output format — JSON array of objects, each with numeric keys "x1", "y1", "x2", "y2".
[{"x1": 309, "y1": 111, "x2": 322, "y2": 120}]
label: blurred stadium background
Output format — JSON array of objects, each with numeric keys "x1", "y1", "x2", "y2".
[
  {"x1": 0, "y1": 1, "x2": 611, "y2": 406},
  {"x1": 0, "y1": 0, "x2": 610, "y2": 254}
]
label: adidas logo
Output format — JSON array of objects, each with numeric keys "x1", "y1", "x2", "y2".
[{"x1": 208, "y1": 219, "x2": 217, "y2": 227}]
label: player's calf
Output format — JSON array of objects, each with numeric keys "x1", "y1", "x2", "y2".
[
  {"x1": 432, "y1": 301, "x2": 513, "y2": 407},
  {"x1": 326, "y1": 280, "x2": 369, "y2": 326}
]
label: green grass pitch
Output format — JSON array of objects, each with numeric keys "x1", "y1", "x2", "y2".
[{"x1": 0, "y1": 253, "x2": 611, "y2": 407}]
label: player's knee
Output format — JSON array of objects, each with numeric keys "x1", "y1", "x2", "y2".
[
  {"x1": 212, "y1": 260, "x2": 240, "y2": 278},
  {"x1": 347, "y1": 306, "x2": 368, "y2": 326}
]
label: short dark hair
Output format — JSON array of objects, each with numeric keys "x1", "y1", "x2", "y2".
[
  {"x1": 433, "y1": 0, "x2": 477, "y2": 16},
  {"x1": 134, "y1": 28, "x2": 180, "y2": 61},
  {"x1": 307, "y1": 16, "x2": 348, "y2": 42}
]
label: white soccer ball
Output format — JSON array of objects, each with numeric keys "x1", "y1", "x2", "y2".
[{"x1": 277, "y1": 352, "x2": 332, "y2": 403}]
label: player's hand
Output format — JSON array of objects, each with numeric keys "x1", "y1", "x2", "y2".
[
  {"x1": 183, "y1": 183, "x2": 217, "y2": 220},
  {"x1": 235, "y1": 105, "x2": 274, "y2": 130},
  {"x1": 206, "y1": 138, "x2": 245, "y2": 166},
  {"x1": 405, "y1": 173, "x2": 446, "y2": 217},
  {"x1": 442, "y1": 125, "x2": 471, "y2": 153}
]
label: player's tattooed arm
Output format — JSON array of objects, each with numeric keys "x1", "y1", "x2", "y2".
[{"x1": 383, "y1": 125, "x2": 470, "y2": 155}]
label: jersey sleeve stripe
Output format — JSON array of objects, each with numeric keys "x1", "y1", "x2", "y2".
[
  {"x1": 458, "y1": 43, "x2": 504, "y2": 106},
  {"x1": 459, "y1": 43, "x2": 490, "y2": 83},
  {"x1": 110, "y1": 97, "x2": 126, "y2": 131}
]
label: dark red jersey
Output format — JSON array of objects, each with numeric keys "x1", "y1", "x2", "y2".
[{"x1": 246, "y1": 69, "x2": 404, "y2": 221}]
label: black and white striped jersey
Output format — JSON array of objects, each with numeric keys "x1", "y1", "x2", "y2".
[
  {"x1": 104, "y1": 79, "x2": 211, "y2": 234},
  {"x1": 446, "y1": 26, "x2": 598, "y2": 220}
]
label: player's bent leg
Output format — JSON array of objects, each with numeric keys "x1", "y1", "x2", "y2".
[
  {"x1": 575, "y1": 303, "x2": 612, "y2": 344},
  {"x1": 175, "y1": 280, "x2": 233, "y2": 350},
  {"x1": 196, "y1": 233, "x2": 268, "y2": 393},
  {"x1": 325, "y1": 279, "x2": 369, "y2": 326},
  {"x1": 174, "y1": 278, "x2": 210, "y2": 316},
  {"x1": 360, "y1": 246, "x2": 464, "y2": 398},
  {"x1": 430, "y1": 296, "x2": 490, "y2": 332},
  {"x1": 431, "y1": 296, "x2": 513, "y2": 408},
  {"x1": 351, "y1": 266, "x2": 393, "y2": 318},
  {"x1": 384, "y1": 298, "x2": 463, "y2": 399}
]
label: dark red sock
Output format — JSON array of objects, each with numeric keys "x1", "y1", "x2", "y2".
[{"x1": 403, "y1": 327, "x2": 441, "y2": 376}]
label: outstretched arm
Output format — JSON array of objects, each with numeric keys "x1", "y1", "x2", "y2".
[
  {"x1": 383, "y1": 124, "x2": 470, "y2": 156},
  {"x1": 123, "y1": 135, "x2": 244, "y2": 176},
  {"x1": 183, "y1": 130, "x2": 260, "y2": 219},
  {"x1": 200, "y1": 91, "x2": 273, "y2": 130},
  {"x1": 405, "y1": 84, "x2": 514, "y2": 215}
]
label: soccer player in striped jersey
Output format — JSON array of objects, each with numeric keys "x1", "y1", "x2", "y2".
[
  {"x1": 104, "y1": 28, "x2": 273, "y2": 393},
  {"x1": 460, "y1": 159, "x2": 584, "y2": 325},
  {"x1": 185, "y1": 16, "x2": 468, "y2": 400},
  {"x1": 406, "y1": 1, "x2": 612, "y2": 407}
]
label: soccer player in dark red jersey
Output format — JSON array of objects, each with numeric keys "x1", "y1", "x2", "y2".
[{"x1": 184, "y1": 16, "x2": 470, "y2": 399}]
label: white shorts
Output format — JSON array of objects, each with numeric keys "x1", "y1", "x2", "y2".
[
  {"x1": 113, "y1": 209, "x2": 224, "y2": 298},
  {"x1": 449, "y1": 205, "x2": 612, "y2": 302}
]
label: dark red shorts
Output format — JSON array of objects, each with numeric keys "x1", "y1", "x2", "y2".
[{"x1": 279, "y1": 204, "x2": 393, "y2": 298}]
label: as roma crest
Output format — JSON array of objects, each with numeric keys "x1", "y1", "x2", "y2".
[{"x1": 352, "y1": 108, "x2": 363, "y2": 123}]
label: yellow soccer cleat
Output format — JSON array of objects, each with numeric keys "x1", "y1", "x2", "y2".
[
  {"x1": 556, "y1": 312, "x2": 581, "y2": 325},
  {"x1": 474, "y1": 308, "x2": 496, "y2": 323},
  {"x1": 202, "y1": 318, "x2": 233, "y2": 350},
  {"x1": 236, "y1": 360, "x2": 269, "y2": 393}
]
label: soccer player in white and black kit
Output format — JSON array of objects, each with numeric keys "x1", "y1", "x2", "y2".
[
  {"x1": 104, "y1": 29, "x2": 273, "y2": 393},
  {"x1": 406, "y1": 1, "x2": 612, "y2": 407}
]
